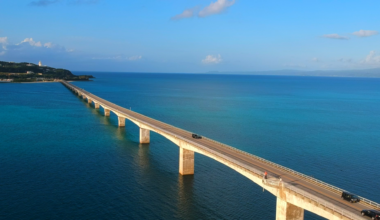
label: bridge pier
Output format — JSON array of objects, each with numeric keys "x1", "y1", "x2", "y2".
[
  {"x1": 118, "y1": 116, "x2": 125, "y2": 127},
  {"x1": 276, "y1": 197, "x2": 304, "y2": 220},
  {"x1": 104, "y1": 109, "x2": 110, "y2": 116},
  {"x1": 87, "y1": 98, "x2": 92, "y2": 104},
  {"x1": 94, "y1": 103, "x2": 100, "y2": 109},
  {"x1": 140, "y1": 128, "x2": 150, "y2": 144},
  {"x1": 179, "y1": 148, "x2": 194, "y2": 175}
]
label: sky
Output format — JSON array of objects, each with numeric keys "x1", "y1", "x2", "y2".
[{"x1": 0, "y1": 0, "x2": 379, "y2": 73}]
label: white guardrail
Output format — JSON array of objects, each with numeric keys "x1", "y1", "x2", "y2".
[{"x1": 62, "y1": 81, "x2": 379, "y2": 219}]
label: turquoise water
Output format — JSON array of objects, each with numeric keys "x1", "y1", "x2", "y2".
[{"x1": 1, "y1": 73, "x2": 379, "y2": 219}]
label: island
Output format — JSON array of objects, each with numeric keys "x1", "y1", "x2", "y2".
[{"x1": 0, "y1": 61, "x2": 94, "y2": 83}]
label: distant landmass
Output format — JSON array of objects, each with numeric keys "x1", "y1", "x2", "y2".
[
  {"x1": 0, "y1": 61, "x2": 94, "y2": 82},
  {"x1": 208, "y1": 68, "x2": 380, "y2": 78}
]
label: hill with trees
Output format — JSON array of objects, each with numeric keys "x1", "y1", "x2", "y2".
[{"x1": 0, "y1": 61, "x2": 94, "y2": 82}]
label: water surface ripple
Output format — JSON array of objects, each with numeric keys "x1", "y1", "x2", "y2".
[{"x1": 1, "y1": 73, "x2": 379, "y2": 220}]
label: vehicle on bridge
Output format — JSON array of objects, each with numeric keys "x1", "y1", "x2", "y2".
[
  {"x1": 361, "y1": 209, "x2": 380, "y2": 219},
  {"x1": 341, "y1": 191, "x2": 360, "y2": 203},
  {"x1": 192, "y1": 134, "x2": 202, "y2": 139}
]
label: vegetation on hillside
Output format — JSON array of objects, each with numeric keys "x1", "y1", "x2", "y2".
[{"x1": 0, "y1": 61, "x2": 94, "y2": 82}]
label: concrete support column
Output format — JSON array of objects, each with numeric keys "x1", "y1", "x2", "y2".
[
  {"x1": 179, "y1": 148, "x2": 194, "y2": 175},
  {"x1": 94, "y1": 103, "x2": 100, "y2": 109},
  {"x1": 139, "y1": 128, "x2": 150, "y2": 144},
  {"x1": 276, "y1": 197, "x2": 304, "y2": 220},
  {"x1": 87, "y1": 98, "x2": 92, "y2": 104},
  {"x1": 118, "y1": 116, "x2": 125, "y2": 127},
  {"x1": 104, "y1": 109, "x2": 110, "y2": 116},
  {"x1": 82, "y1": 95, "x2": 86, "y2": 99}
]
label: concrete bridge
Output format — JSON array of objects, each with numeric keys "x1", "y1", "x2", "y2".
[{"x1": 62, "y1": 81, "x2": 379, "y2": 220}]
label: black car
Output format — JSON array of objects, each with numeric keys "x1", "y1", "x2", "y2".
[
  {"x1": 361, "y1": 209, "x2": 380, "y2": 220},
  {"x1": 192, "y1": 134, "x2": 202, "y2": 139},
  {"x1": 341, "y1": 191, "x2": 360, "y2": 203}
]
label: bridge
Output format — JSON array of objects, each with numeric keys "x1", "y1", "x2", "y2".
[{"x1": 61, "y1": 81, "x2": 379, "y2": 220}]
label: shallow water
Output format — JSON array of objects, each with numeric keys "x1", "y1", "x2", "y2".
[{"x1": 1, "y1": 73, "x2": 379, "y2": 219}]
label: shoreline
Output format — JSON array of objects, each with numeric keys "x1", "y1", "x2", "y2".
[
  {"x1": 13, "y1": 80, "x2": 76, "y2": 84},
  {"x1": 17, "y1": 81, "x2": 60, "y2": 84}
]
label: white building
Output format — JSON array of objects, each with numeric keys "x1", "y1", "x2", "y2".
[
  {"x1": 39, "y1": 61, "x2": 42, "y2": 66},
  {"x1": 27, "y1": 71, "x2": 34, "y2": 74}
]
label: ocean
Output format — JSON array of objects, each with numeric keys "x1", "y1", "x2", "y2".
[{"x1": 1, "y1": 73, "x2": 379, "y2": 219}]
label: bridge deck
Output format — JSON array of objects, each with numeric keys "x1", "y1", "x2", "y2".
[{"x1": 62, "y1": 81, "x2": 377, "y2": 219}]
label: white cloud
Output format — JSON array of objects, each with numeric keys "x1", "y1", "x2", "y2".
[
  {"x1": 284, "y1": 63, "x2": 306, "y2": 68},
  {"x1": 171, "y1": 7, "x2": 198, "y2": 20},
  {"x1": 202, "y1": 54, "x2": 222, "y2": 64},
  {"x1": 127, "y1": 55, "x2": 142, "y2": 61},
  {"x1": 44, "y1": 42, "x2": 71, "y2": 51},
  {"x1": 29, "y1": 0, "x2": 60, "y2": 6},
  {"x1": 311, "y1": 57, "x2": 320, "y2": 62},
  {"x1": 44, "y1": 42, "x2": 53, "y2": 48},
  {"x1": 70, "y1": 0, "x2": 99, "y2": 4},
  {"x1": 29, "y1": 0, "x2": 99, "y2": 6},
  {"x1": 1, "y1": 36, "x2": 74, "y2": 60},
  {"x1": 20, "y1": 38, "x2": 42, "y2": 47},
  {"x1": 198, "y1": 0, "x2": 235, "y2": 17},
  {"x1": 353, "y1": 30, "x2": 378, "y2": 37},
  {"x1": 92, "y1": 56, "x2": 120, "y2": 60},
  {"x1": 339, "y1": 58, "x2": 353, "y2": 63},
  {"x1": 0, "y1": 37, "x2": 8, "y2": 44},
  {"x1": 322, "y1": 34, "x2": 349, "y2": 40},
  {"x1": 0, "y1": 37, "x2": 8, "y2": 55},
  {"x1": 92, "y1": 55, "x2": 142, "y2": 61},
  {"x1": 363, "y1": 51, "x2": 380, "y2": 65}
]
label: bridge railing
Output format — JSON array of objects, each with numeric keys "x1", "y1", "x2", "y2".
[
  {"x1": 62, "y1": 81, "x2": 380, "y2": 212},
  {"x1": 284, "y1": 183, "x2": 358, "y2": 219},
  {"x1": 201, "y1": 132, "x2": 380, "y2": 210}
]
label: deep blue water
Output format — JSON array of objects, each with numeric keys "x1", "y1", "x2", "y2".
[{"x1": 0, "y1": 73, "x2": 379, "y2": 220}]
